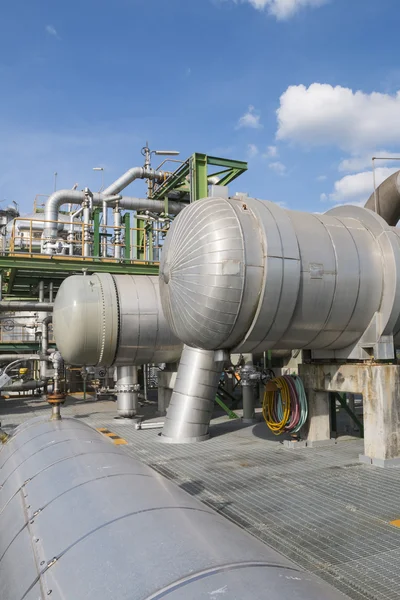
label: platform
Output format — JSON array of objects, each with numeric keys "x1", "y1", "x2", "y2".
[{"x1": 2, "y1": 394, "x2": 400, "y2": 600}]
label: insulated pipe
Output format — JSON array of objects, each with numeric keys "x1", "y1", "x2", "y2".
[
  {"x1": 0, "y1": 302, "x2": 54, "y2": 312},
  {"x1": 1, "y1": 380, "x2": 45, "y2": 392},
  {"x1": 83, "y1": 203, "x2": 91, "y2": 257},
  {"x1": 116, "y1": 365, "x2": 139, "y2": 418},
  {"x1": 40, "y1": 316, "x2": 52, "y2": 380},
  {"x1": 113, "y1": 206, "x2": 122, "y2": 259},
  {"x1": 38, "y1": 281, "x2": 45, "y2": 303},
  {"x1": 365, "y1": 170, "x2": 400, "y2": 226},
  {"x1": 160, "y1": 345, "x2": 224, "y2": 444},
  {"x1": 117, "y1": 196, "x2": 185, "y2": 215},
  {"x1": 102, "y1": 166, "x2": 165, "y2": 196},
  {"x1": 0, "y1": 354, "x2": 42, "y2": 363},
  {"x1": 0, "y1": 417, "x2": 345, "y2": 600},
  {"x1": 43, "y1": 190, "x2": 186, "y2": 252}
]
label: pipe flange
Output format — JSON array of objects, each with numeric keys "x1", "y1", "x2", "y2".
[
  {"x1": 116, "y1": 384, "x2": 135, "y2": 393},
  {"x1": 47, "y1": 392, "x2": 66, "y2": 406}
]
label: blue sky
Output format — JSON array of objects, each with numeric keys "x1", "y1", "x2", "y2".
[{"x1": 1, "y1": 0, "x2": 400, "y2": 213}]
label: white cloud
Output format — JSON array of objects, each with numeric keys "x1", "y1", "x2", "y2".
[
  {"x1": 327, "y1": 167, "x2": 398, "y2": 203},
  {"x1": 236, "y1": 105, "x2": 262, "y2": 129},
  {"x1": 338, "y1": 151, "x2": 400, "y2": 172},
  {"x1": 269, "y1": 161, "x2": 286, "y2": 175},
  {"x1": 320, "y1": 192, "x2": 328, "y2": 201},
  {"x1": 247, "y1": 144, "x2": 259, "y2": 158},
  {"x1": 45, "y1": 25, "x2": 59, "y2": 38},
  {"x1": 228, "y1": 0, "x2": 328, "y2": 19},
  {"x1": 316, "y1": 175, "x2": 327, "y2": 181},
  {"x1": 277, "y1": 83, "x2": 400, "y2": 152},
  {"x1": 265, "y1": 145, "x2": 278, "y2": 158}
]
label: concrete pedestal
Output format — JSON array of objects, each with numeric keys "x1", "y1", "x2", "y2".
[{"x1": 299, "y1": 363, "x2": 400, "y2": 467}]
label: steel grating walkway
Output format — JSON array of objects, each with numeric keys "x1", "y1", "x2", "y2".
[{"x1": 2, "y1": 395, "x2": 400, "y2": 599}]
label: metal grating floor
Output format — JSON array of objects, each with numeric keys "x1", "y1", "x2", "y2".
[{"x1": 3, "y1": 395, "x2": 400, "y2": 599}]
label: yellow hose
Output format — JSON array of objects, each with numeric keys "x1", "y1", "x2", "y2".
[{"x1": 262, "y1": 376, "x2": 291, "y2": 435}]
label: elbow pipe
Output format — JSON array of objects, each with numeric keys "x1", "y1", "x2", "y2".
[
  {"x1": 365, "y1": 170, "x2": 400, "y2": 225},
  {"x1": 43, "y1": 189, "x2": 185, "y2": 248},
  {"x1": 102, "y1": 166, "x2": 166, "y2": 196}
]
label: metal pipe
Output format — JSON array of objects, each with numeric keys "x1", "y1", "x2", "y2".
[
  {"x1": 113, "y1": 206, "x2": 122, "y2": 259},
  {"x1": 40, "y1": 316, "x2": 52, "y2": 380},
  {"x1": 0, "y1": 417, "x2": 345, "y2": 600},
  {"x1": 43, "y1": 189, "x2": 185, "y2": 253},
  {"x1": 116, "y1": 365, "x2": 139, "y2": 418},
  {"x1": 160, "y1": 345, "x2": 224, "y2": 444},
  {"x1": 1, "y1": 379, "x2": 45, "y2": 392},
  {"x1": 117, "y1": 196, "x2": 185, "y2": 215},
  {"x1": 0, "y1": 354, "x2": 43, "y2": 363},
  {"x1": 242, "y1": 384, "x2": 256, "y2": 423},
  {"x1": 143, "y1": 363, "x2": 148, "y2": 401},
  {"x1": 49, "y1": 282, "x2": 54, "y2": 303},
  {"x1": 38, "y1": 280, "x2": 45, "y2": 303},
  {"x1": 102, "y1": 200, "x2": 108, "y2": 256},
  {"x1": 241, "y1": 356, "x2": 257, "y2": 423},
  {"x1": 0, "y1": 301, "x2": 54, "y2": 312},
  {"x1": 102, "y1": 166, "x2": 165, "y2": 196},
  {"x1": 83, "y1": 202, "x2": 91, "y2": 257}
]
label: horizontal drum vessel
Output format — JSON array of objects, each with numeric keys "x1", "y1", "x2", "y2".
[
  {"x1": 0, "y1": 416, "x2": 345, "y2": 599},
  {"x1": 160, "y1": 196, "x2": 400, "y2": 360},
  {"x1": 53, "y1": 273, "x2": 182, "y2": 367}
]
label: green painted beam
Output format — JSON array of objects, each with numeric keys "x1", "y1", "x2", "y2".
[
  {"x1": 190, "y1": 153, "x2": 208, "y2": 201},
  {"x1": 206, "y1": 156, "x2": 248, "y2": 170},
  {"x1": 93, "y1": 208, "x2": 101, "y2": 258},
  {"x1": 124, "y1": 212, "x2": 131, "y2": 260},
  {"x1": 0, "y1": 343, "x2": 56, "y2": 351},
  {"x1": 0, "y1": 256, "x2": 159, "y2": 275}
]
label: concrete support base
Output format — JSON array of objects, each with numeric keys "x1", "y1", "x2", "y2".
[
  {"x1": 299, "y1": 363, "x2": 400, "y2": 467},
  {"x1": 359, "y1": 455, "x2": 400, "y2": 468},
  {"x1": 283, "y1": 439, "x2": 336, "y2": 450}
]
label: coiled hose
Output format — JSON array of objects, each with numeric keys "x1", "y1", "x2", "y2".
[{"x1": 262, "y1": 375, "x2": 308, "y2": 435}]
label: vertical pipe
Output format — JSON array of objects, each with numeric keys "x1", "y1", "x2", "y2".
[
  {"x1": 102, "y1": 200, "x2": 108, "y2": 256},
  {"x1": 83, "y1": 205, "x2": 91, "y2": 257},
  {"x1": 143, "y1": 364, "x2": 148, "y2": 401},
  {"x1": 38, "y1": 281, "x2": 45, "y2": 303},
  {"x1": 160, "y1": 345, "x2": 224, "y2": 444},
  {"x1": 241, "y1": 355, "x2": 256, "y2": 423},
  {"x1": 242, "y1": 385, "x2": 256, "y2": 422},
  {"x1": 113, "y1": 207, "x2": 122, "y2": 259},
  {"x1": 49, "y1": 282, "x2": 54, "y2": 303},
  {"x1": 116, "y1": 365, "x2": 138, "y2": 418}
]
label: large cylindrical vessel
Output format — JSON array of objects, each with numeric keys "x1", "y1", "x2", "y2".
[
  {"x1": 160, "y1": 197, "x2": 400, "y2": 359},
  {"x1": 0, "y1": 416, "x2": 345, "y2": 600},
  {"x1": 53, "y1": 273, "x2": 182, "y2": 366}
]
